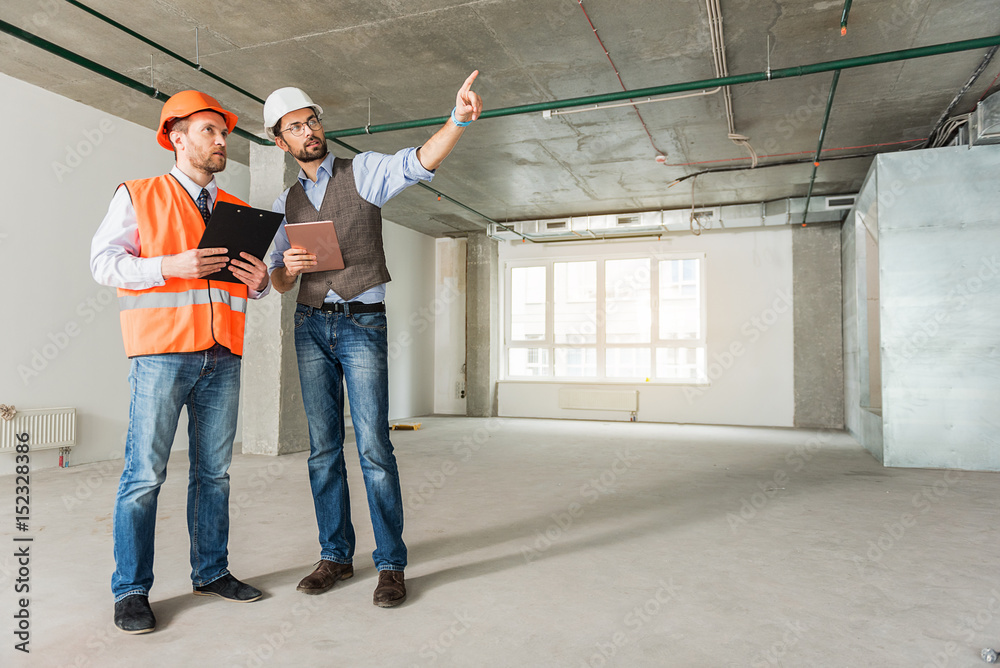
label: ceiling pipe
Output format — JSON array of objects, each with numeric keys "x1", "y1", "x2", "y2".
[
  {"x1": 325, "y1": 140, "x2": 528, "y2": 240},
  {"x1": 840, "y1": 0, "x2": 853, "y2": 36},
  {"x1": 0, "y1": 18, "x2": 267, "y2": 146},
  {"x1": 668, "y1": 148, "x2": 884, "y2": 186},
  {"x1": 324, "y1": 34, "x2": 1000, "y2": 138},
  {"x1": 923, "y1": 45, "x2": 999, "y2": 148},
  {"x1": 575, "y1": 0, "x2": 667, "y2": 158},
  {"x1": 705, "y1": 0, "x2": 758, "y2": 167},
  {"x1": 0, "y1": 16, "x2": 510, "y2": 240},
  {"x1": 60, "y1": 0, "x2": 266, "y2": 104},
  {"x1": 802, "y1": 70, "x2": 842, "y2": 225}
]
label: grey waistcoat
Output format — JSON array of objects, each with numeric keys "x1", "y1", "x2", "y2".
[{"x1": 285, "y1": 157, "x2": 391, "y2": 306}]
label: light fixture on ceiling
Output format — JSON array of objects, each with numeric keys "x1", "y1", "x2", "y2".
[{"x1": 540, "y1": 88, "x2": 720, "y2": 120}]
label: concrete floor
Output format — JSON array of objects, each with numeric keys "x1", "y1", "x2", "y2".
[{"x1": 2, "y1": 417, "x2": 999, "y2": 667}]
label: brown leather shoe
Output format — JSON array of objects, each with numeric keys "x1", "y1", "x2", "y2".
[
  {"x1": 373, "y1": 570, "x2": 406, "y2": 608},
  {"x1": 296, "y1": 560, "x2": 354, "y2": 595}
]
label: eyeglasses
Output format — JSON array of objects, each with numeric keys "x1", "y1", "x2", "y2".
[{"x1": 277, "y1": 117, "x2": 323, "y2": 137}]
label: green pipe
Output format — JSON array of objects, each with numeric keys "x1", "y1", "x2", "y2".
[
  {"x1": 813, "y1": 70, "x2": 842, "y2": 165},
  {"x1": 328, "y1": 138, "x2": 527, "y2": 239},
  {"x1": 841, "y1": 0, "x2": 853, "y2": 35},
  {"x1": 0, "y1": 18, "x2": 269, "y2": 146},
  {"x1": 803, "y1": 70, "x2": 842, "y2": 224},
  {"x1": 61, "y1": 0, "x2": 266, "y2": 104},
  {"x1": 325, "y1": 34, "x2": 1000, "y2": 138},
  {"x1": 0, "y1": 18, "x2": 507, "y2": 237}
]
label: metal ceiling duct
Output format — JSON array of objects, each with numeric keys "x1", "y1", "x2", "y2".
[
  {"x1": 488, "y1": 195, "x2": 855, "y2": 243},
  {"x1": 971, "y1": 90, "x2": 1000, "y2": 145}
]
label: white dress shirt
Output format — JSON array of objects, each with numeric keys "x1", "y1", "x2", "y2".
[{"x1": 91, "y1": 166, "x2": 268, "y2": 298}]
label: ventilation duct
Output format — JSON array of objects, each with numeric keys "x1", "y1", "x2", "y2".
[
  {"x1": 971, "y1": 90, "x2": 1000, "y2": 146},
  {"x1": 488, "y1": 195, "x2": 854, "y2": 241}
]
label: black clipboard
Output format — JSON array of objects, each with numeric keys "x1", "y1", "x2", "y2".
[{"x1": 197, "y1": 201, "x2": 284, "y2": 283}]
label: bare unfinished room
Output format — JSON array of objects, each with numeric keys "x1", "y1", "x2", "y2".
[{"x1": 1, "y1": 1, "x2": 999, "y2": 666}]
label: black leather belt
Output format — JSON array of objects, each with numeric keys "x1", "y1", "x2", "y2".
[{"x1": 319, "y1": 301, "x2": 386, "y2": 313}]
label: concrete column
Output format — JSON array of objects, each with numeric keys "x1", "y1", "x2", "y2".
[
  {"x1": 792, "y1": 222, "x2": 845, "y2": 429},
  {"x1": 465, "y1": 230, "x2": 499, "y2": 417},
  {"x1": 240, "y1": 143, "x2": 309, "y2": 455}
]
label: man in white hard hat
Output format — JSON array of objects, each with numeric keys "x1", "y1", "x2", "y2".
[
  {"x1": 264, "y1": 71, "x2": 482, "y2": 608},
  {"x1": 91, "y1": 90, "x2": 269, "y2": 634}
]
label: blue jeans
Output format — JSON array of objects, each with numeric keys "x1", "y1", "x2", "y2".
[
  {"x1": 112, "y1": 344, "x2": 240, "y2": 600},
  {"x1": 294, "y1": 303, "x2": 406, "y2": 571}
]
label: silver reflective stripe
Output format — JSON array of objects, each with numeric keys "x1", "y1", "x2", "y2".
[
  {"x1": 119, "y1": 288, "x2": 247, "y2": 314},
  {"x1": 210, "y1": 287, "x2": 247, "y2": 313}
]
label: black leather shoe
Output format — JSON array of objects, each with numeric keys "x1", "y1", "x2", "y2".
[
  {"x1": 193, "y1": 574, "x2": 262, "y2": 602},
  {"x1": 114, "y1": 595, "x2": 156, "y2": 634},
  {"x1": 296, "y1": 560, "x2": 354, "y2": 595}
]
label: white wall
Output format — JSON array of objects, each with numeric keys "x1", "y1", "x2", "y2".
[
  {"x1": 0, "y1": 73, "x2": 250, "y2": 475},
  {"x1": 495, "y1": 228, "x2": 796, "y2": 427},
  {"x1": 383, "y1": 219, "x2": 437, "y2": 420}
]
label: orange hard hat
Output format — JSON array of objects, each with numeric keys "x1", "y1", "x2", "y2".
[{"x1": 156, "y1": 90, "x2": 238, "y2": 150}]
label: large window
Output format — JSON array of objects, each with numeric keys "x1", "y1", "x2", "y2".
[{"x1": 505, "y1": 253, "x2": 706, "y2": 382}]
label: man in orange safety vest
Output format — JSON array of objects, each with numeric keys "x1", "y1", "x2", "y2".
[{"x1": 90, "y1": 90, "x2": 269, "y2": 634}]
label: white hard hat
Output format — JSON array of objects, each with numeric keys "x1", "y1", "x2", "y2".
[{"x1": 263, "y1": 87, "x2": 324, "y2": 140}]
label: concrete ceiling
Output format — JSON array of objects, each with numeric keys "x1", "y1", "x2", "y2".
[{"x1": 3, "y1": 0, "x2": 999, "y2": 236}]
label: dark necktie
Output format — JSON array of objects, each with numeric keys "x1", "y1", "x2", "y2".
[{"x1": 196, "y1": 188, "x2": 211, "y2": 223}]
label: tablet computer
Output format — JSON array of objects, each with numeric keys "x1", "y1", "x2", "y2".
[
  {"x1": 284, "y1": 220, "x2": 345, "y2": 272},
  {"x1": 197, "y1": 201, "x2": 284, "y2": 283}
]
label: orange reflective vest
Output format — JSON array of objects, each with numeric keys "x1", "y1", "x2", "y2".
[{"x1": 117, "y1": 174, "x2": 249, "y2": 357}]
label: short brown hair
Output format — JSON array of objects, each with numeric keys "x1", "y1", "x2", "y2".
[{"x1": 166, "y1": 116, "x2": 191, "y2": 155}]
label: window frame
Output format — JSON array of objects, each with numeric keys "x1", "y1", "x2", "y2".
[{"x1": 503, "y1": 250, "x2": 707, "y2": 383}]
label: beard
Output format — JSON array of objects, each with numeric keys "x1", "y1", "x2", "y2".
[
  {"x1": 191, "y1": 148, "x2": 227, "y2": 174},
  {"x1": 291, "y1": 137, "x2": 328, "y2": 162}
]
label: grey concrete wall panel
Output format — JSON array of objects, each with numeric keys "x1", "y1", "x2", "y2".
[
  {"x1": 466, "y1": 231, "x2": 499, "y2": 417},
  {"x1": 793, "y1": 223, "x2": 845, "y2": 428},
  {"x1": 877, "y1": 145, "x2": 1000, "y2": 469}
]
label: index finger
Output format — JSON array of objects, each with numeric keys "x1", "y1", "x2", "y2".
[
  {"x1": 199, "y1": 247, "x2": 228, "y2": 256},
  {"x1": 460, "y1": 70, "x2": 479, "y2": 93}
]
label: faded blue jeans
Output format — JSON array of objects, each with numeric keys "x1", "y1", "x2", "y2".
[
  {"x1": 112, "y1": 344, "x2": 240, "y2": 600},
  {"x1": 293, "y1": 303, "x2": 406, "y2": 572}
]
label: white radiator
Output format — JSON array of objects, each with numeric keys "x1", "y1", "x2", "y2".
[
  {"x1": 558, "y1": 389, "x2": 638, "y2": 412},
  {"x1": 0, "y1": 408, "x2": 76, "y2": 453}
]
